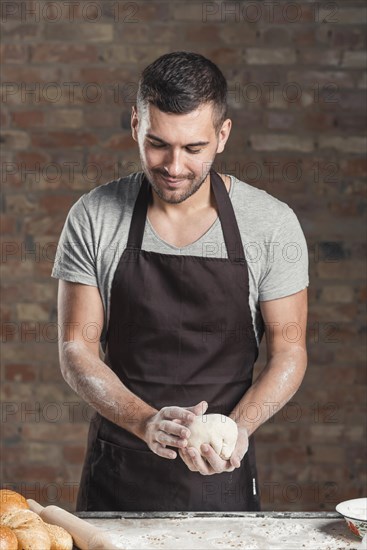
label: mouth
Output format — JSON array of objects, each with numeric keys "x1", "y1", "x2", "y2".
[{"x1": 159, "y1": 174, "x2": 188, "y2": 187}]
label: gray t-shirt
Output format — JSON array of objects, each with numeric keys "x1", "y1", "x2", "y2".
[{"x1": 51, "y1": 172, "x2": 309, "y2": 352}]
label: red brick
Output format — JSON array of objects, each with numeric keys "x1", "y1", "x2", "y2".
[
  {"x1": 103, "y1": 44, "x2": 168, "y2": 65},
  {"x1": 84, "y1": 110, "x2": 120, "y2": 128},
  {"x1": 357, "y1": 286, "x2": 367, "y2": 303},
  {"x1": 336, "y1": 113, "x2": 367, "y2": 132},
  {"x1": 46, "y1": 109, "x2": 84, "y2": 129},
  {"x1": 87, "y1": 152, "x2": 119, "y2": 171},
  {"x1": 102, "y1": 133, "x2": 136, "y2": 150},
  {"x1": 303, "y1": 112, "x2": 337, "y2": 131},
  {"x1": 0, "y1": 214, "x2": 17, "y2": 234},
  {"x1": 77, "y1": 67, "x2": 133, "y2": 85},
  {"x1": 15, "y1": 150, "x2": 50, "y2": 165},
  {"x1": 0, "y1": 44, "x2": 29, "y2": 64},
  {"x1": 30, "y1": 43, "x2": 99, "y2": 63},
  {"x1": 0, "y1": 281, "x2": 54, "y2": 303},
  {"x1": 63, "y1": 446, "x2": 86, "y2": 464},
  {"x1": 329, "y1": 29, "x2": 366, "y2": 49},
  {"x1": 39, "y1": 194, "x2": 77, "y2": 214},
  {"x1": 185, "y1": 24, "x2": 221, "y2": 43},
  {"x1": 5, "y1": 364, "x2": 38, "y2": 382},
  {"x1": 0, "y1": 108, "x2": 10, "y2": 128},
  {"x1": 293, "y1": 29, "x2": 316, "y2": 48},
  {"x1": 1, "y1": 23, "x2": 40, "y2": 41},
  {"x1": 271, "y1": 4, "x2": 315, "y2": 24},
  {"x1": 218, "y1": 24, "x2": 256, "y2": 45},
  {"x1": 331, "y1": 8, "x2": 367, "y2": 24},
  {"x1": 4, "y1": 194, "x2": 39, "y2": 215},
  {"x1": 261, "y1": 27, "x2": 292, "y2": 46},
  {"x1": 287, "y1": 70, "x2": 354, "y2": 89},
  {"x1": 31, "y1": 131, "x2": 98, "y2": 148},
  {"x1": 5, "y1": 465, "x2": 61, "y2": 484},
  {"x1": 11, "y1": 110, "x2": 44, "y2": 128},
  {"x1": 2, "y1": 65, "x2": 63, "y2": 83},
  {"x1": 22, "y1": 423, "x2": 87, "y2": 442}
]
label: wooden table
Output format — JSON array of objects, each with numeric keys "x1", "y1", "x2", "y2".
[{"x1": 76, "y1": 511, "x2": 362, "y2": 549}]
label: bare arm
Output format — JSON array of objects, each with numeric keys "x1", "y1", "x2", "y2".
[
  {"x1": 177, "y1": 288, "x2": 308, "y2": 475},
  {"x1": 230, "y1": 287, "x2": 308, "y2": 435},
  {"x1": 57, "y1": 280, "x2": 204, "y2": 458}
]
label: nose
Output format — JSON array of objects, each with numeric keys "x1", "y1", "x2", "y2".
[{"x1": 163, "y1": 148, "x2": 184, "y2": 178}]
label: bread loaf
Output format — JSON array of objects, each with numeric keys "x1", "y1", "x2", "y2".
[
  {"x1": 0, "y1": 509, "x2": 51, "y2": 550},
  {"x1": 44, "y1": 523, "x2": 73, "y2": 550},
  {"x1": 0, "y1": 526, "x2": 18, "y2": 550},
  {"x1": 0, "y1": 491, "x2": 29, "y2": 516}
]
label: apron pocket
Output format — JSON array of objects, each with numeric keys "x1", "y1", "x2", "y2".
[{"x1": 86, "y1": 437, "x2": 173, "y2": 511}]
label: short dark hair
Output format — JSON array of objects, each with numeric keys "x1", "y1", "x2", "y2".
[{"x1": 136, "y1": 51, "x2": 228, "y2": 134}]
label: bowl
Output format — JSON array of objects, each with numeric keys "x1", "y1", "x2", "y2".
[{"x1": 336, "y1": 497, "x2": 367, "y2": 538}]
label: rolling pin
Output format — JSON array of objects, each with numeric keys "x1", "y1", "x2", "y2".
[{"x1": 27, "y1": 499, "x2": 120, "y2": 550}]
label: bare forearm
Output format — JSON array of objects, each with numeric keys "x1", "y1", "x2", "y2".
[
  {"x1": 230, "y1": 348, "x2": 307, "y2": 436},
  {"x1": 60, "y1": 341, "x2": 157, "y2": 442}
]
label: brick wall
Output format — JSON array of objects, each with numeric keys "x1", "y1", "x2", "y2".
[{"x1": 1, "y1": 0, "x2": 366, "y2": 512}]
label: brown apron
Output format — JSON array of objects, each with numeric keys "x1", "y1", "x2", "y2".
[{"x1": 76, "y1": 169, "x2": 261, "y2": 511}]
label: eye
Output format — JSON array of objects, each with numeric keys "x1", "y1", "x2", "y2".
[
  {"x1": 149, "y1": 142, "x2": 166, "y2": 148},
  {"x1": 186, "y1": 148, "x2": 202, "y2": 154}
]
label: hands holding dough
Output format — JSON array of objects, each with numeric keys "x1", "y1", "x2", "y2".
[
  {"x1": 178, "y1": 413, "x2": 249, "y2": 476},
  {"x1": 186, "y1": 414, "x2": 238, "y2": 460}
]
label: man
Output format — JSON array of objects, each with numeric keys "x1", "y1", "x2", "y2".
[{"x1": 52, "y1": 51, "x2": 308, "y2": 512}]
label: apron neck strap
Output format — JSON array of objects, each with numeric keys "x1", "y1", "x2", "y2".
[{"x1": 126, "y1": 169, "x2": 246, "y2": 263}]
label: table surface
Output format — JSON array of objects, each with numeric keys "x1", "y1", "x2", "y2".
[{"x1": 75, "y1": 512, "x2": 363, "y2": 549}]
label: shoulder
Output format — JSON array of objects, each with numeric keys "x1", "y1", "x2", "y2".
[
  {"x1": 230, "y1": 174, "x2": 291, "y2": 214},
  {"x1": 229, "y1": 174, "x2": 296, "y2": 230},
  {"x1": 80, "y1": 171, "x2": 143, "y2": 213}
]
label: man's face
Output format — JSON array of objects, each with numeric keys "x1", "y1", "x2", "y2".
[{"x1": 131, "y1": 102, "x2": 231, "y2": 204}]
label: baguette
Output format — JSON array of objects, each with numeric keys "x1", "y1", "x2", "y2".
[{"x1": 0, "y1": 509, "x2": 51, "y2": 550}]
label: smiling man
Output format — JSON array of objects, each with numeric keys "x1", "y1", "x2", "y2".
[{"x1": 52, "y1": 51, "x2": 309, "y2": 512}]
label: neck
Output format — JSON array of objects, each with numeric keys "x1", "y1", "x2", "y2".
[
  {"x1": 150, "y1": 174, "x2": 212, "y2": 218},
  {"x1": 149, "y1": 173, "x2": 230, "y2": 220}
]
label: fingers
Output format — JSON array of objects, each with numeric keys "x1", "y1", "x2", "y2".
[
  {"x1": 160, "y1": 420, "x2": 191, "y2": 440},
  {"x1": 180, "y1": 445, "x2": 235, "y2": 475},
  {"x1": 163, "y1": 406, "x2": 196, "y2": 425},
  {"x1": 180, "y1": 447, "x2": 210, "y2": 474},
  {"x1": 155, "y1": 428, "x2": 189, "y2": 450},
  {"x1": 199, "y1": 445, "x2": 226, "y2": 474},
  {"x1": 151, "y1": 442, "x2": 177, "y2": 460},
  {"x1": 184, "y1": 401, "x2": 208, "y2": 416},
  {"x1": 230, "y1": 454, "x2": 241, "y2": 469}
]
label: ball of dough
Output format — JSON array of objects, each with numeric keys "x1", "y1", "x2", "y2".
[
  {"x1": 0, "y1": 490, "x2": 29, "y2": 516},
  {"x1": 187, "y1": 414, "x2": 238, "y2": 460},
  {"x1": 0, "y1": 526, "x2": 18, "y2": 550}
]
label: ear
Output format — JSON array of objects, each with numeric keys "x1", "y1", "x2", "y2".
[
  {"x1": 131, "y1": 105, "x2": 138, "y2": 142},
  {"x1": 216, "y1": 118, "x2": 232, "y2": 154}
]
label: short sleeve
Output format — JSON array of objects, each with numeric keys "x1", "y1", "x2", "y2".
[
  {"x1": 51, "y1": 196, "x2": 98, "y2": 286},
  {"x1": 259, "y1": 207, "x2": 309, "y2": 301}
]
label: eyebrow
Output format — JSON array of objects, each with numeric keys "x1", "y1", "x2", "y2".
[{"x1": 146, "y1": 133, "x2": 210, "y2": 147}]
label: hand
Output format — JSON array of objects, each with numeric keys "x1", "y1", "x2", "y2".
[
  {"x1": 178, "y1": 425, "x2": 249, "y2": 475},
  {"x1": 144, "y1": 401, "x2": 208, "y2": 459}
]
